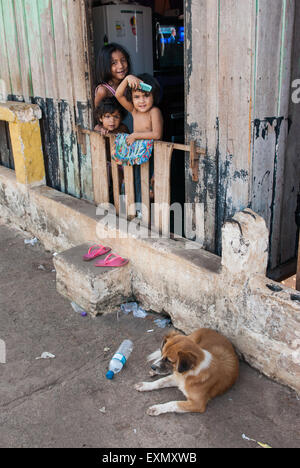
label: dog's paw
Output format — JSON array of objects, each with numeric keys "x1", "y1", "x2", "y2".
[
  {"x1": 134, "y1": 382, "x2": 148, "y2": 392},
  {"x1": 147, "y1": 405, "x2": 161, "y2": 416}
]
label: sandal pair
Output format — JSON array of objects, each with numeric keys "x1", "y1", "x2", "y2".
[{"x1": 83, "y1": 244, "x2": 129, "y2": 268}]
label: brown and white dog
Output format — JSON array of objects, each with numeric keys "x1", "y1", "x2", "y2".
[{"x1": 135, "y1": 328, "x2": 239, "y2": 416}]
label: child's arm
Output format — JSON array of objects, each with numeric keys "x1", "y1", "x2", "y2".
[
  {"x1": 126, "y1": 107, "x2": 163, "y2": 145},
  {"x1": 95, "y1": 85, "x2": 108, "y2": 108},
  {"x1": 115, "y1": 75, "x2": 141, "y2": 113}
]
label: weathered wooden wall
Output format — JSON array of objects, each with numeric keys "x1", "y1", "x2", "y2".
[
  {"x1": 185, "y1": 0, "x2": 299, "y2": 269},
  {"x1": 0, "y1": 0, "x2": 93, "y2": 199},
  {"x1": 280, "y1": 0, "x2": 300, "y2": 268},
  {"x1": 1, "y1": 0, "x2": 298, "y2": 271}
]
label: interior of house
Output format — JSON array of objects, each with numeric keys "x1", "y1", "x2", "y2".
[{"x1": 91, "y1": 0, "x2": 185, "y2": 216}]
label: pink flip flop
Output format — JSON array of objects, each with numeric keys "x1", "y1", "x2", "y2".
[
  {"x1": 83, "y1": 244, "x2": 111, "y2": 261},
  {"x1": 94, "y1": 253, "x2": 129, "y2": 268}
]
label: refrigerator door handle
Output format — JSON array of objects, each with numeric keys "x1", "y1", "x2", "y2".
[{"x1": 156, "y1": 22, "x2": 165, "y2": 59}]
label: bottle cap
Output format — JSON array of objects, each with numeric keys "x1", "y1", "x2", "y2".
[{"x1": 106, "y1": 370, "x2": 114, "y2": 379}]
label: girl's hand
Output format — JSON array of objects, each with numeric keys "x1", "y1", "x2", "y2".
[
  {"x1": 94, "y1": 124, "x2": 108, "y2": 136},
  {"x1": 126, "y1": 133, "x2": 136, "y2": 145},
  {"x1": 100, "y1": 128, "x2": 109, "y2": 136},
  {"x1": 126, "y1": 75, "x2": 141, "y2": 90}
]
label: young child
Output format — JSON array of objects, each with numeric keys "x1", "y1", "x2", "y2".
[
  {"x1": 115, "y1": 74, "x2": 163, "y2": 204},
  {"x1": 94, "y1": 97, "x2": 129, "y2": 135},
  {"x1": 94, "y1": 98, "x2": 128, "y2": 197},
  {"x1": 115, "y1": 73, "x2": 163, "y2": 147},
  {"x1": 95, "y1": 43, "x2": 131, "y2": 111}
]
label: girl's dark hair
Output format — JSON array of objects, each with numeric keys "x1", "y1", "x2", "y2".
[
  {"x1": 126, "y1": 73, "x2": 161, "y2": 106},
  {"x1": 95, "y1": 97, "x2": 127, "y2": 122},
  {"x1": 96, "y1": 43, "x2": 131, "y2": 84}
]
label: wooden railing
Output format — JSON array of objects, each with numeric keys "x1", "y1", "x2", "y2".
[{"x1": 77, "y1": 127, "x2": 206, "y2": 235}]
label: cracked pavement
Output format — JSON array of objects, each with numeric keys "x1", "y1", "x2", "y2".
[{"x1": 0, "y1": 219, "x2": 299, "y2": 448}]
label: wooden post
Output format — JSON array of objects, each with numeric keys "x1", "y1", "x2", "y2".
[
  {"x1": 141, "y1": 161, "x2": 150, "y2": 227},
  {"x1": 110, "y1": 136, "x2": 120, "y2": 215},
  {"x1": 153, "y1": 141, "x2": 174, "y2": 235},
  {"x1": 90, "y1": 132, "x2": 109, "y2": 205},
  {"x1": 123, "y1": 165, "x2": 136, "y2": 219}
]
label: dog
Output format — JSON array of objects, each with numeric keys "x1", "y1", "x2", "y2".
[{"x1": 135, "y1": 328, "x2": 239, "y2": 416}]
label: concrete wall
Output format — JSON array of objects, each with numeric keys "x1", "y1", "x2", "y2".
[{"x1": 1, "y1": 165, "x2": 299, "y2": 394}]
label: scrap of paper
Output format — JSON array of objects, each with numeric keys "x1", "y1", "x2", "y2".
[{"x1": 242, "y1": 433, "x2": 272, "y2": 448}]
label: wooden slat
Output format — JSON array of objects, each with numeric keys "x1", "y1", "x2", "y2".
[
  {"x1": 123, "y1": 166, "x2": 135, "y2": 219},
  {"x1": 273, "y1": 0, "x2": 297, "y2": 267},
  {"x1": 90, "y1": 132, "x2": 109, "y2": 205},
  {"x1": 185, "y1": 0, "x2": 219, "y2": 251},
  {"x1": 253, "y1": 0, "x2": 295, "y2": 268},
  {"x1": 297, "y1": 238, "x2": 300, "y2": 292},
  {"x1": 153, "y1": 141, "x2": 174, "y2": 235},
  {"x1": 218, "y1": 0, "x2": 253, "y2": 217},
  {"x1": 111, "y1": 161, "x2": 120, "y2": 215},
  {"x1": 52, "y1": 0, "x2": 81, "y2": 198},
  {"x1": 110, "y1": 136, "x2": 120, "y2": 214},
  {"x1": 13, "y1": 0, "x2": 32, "y2": 101},
  {"x1": 251, "y1": 120, "x2": 276, "y2": 229},
  {"x1": 173, "y1": 142, "x2": 205, "y2": 155},
  {"x1": 0, "y1": 1, "x2": 12, "y2": 96},
  {"x1": 22, "y1": 0, "x2": 46, "y2": 98},
  {"x1": 141, "y1": 161, "x2": 150, "y2": 226},
  {"x1": 80, "y1": 0, "x2": 95, "y2": 125},
  {"x1": 37, "y1": 0, "x2": 59, "y2": 100},
  {"x1": 71, "y1": 1, "x2": 93, "y2": 200},
  {"x1": 280, "y1": 0, "x2": 300, "y2": 267},
  {"x1": 67, "y1": 0, "x2": 90, "y2": 106},
  {"x1": 1, "y1": 0, "x2": 22, "y2": 96}
]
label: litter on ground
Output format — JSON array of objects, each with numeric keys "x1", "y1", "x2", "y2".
[
  {"x1": 154, "y1": 318, "x2": 171, "y2": 328},
  {"x1": 24, "y1": 237, "x2": 38, "y2": 246},
  {"x1": 133, "y1": 307, "x2": 148, "y2": 318},
  {"x1": 242, "y1": 433, "x2": 272, "y2": 448},
  {"x1": 71, "y1": 302, "x2": 87, "y2": 317},
  {"x1": 120, "y1": 302, "x2": 148, "y2": 318},
  {"x1": 35, "y1": 352, "x2": 56, "y2": 360}
]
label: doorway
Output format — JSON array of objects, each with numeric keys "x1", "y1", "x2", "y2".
[{"x1": 90, "y1": 0, "x2": 185, "y2": 233}]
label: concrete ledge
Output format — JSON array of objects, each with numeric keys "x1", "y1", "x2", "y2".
[
  {"x1": 0, "y1": 165, "x2": 299, "y2": 393},
  {"x1": 0, "y1": 101, "x2": 42, "y2": 123},
  {"x1": 54, "y1": 244, "x2": 132, "y2": 316}
]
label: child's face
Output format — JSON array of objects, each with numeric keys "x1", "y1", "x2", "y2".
[
  {"x1": 100, "y1": 111, "x2": 121, "y2": 132},
  {"x1": 131, "y1": 90, "x2": 154, "y2": 113},
  {"x1": 110, "y1": 51, "x2": 128, "y2": 82}
]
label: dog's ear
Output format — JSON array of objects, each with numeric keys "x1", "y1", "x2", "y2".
[
  {"x1": 161, "y1": 331, "x2": 178, "y2": 350},
  {"x1": 177, "y1": 351, "x2": 197, "y2": 373}
]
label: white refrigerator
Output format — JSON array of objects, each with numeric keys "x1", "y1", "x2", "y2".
[{"x1": 93, "y1": 4, "x2": 153, "y2": 75}]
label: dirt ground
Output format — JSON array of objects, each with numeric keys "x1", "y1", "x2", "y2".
[{"x1": 0, "y1": 219, "x2": 299, "y2": 449}]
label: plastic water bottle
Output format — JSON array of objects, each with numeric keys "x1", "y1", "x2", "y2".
[{"x1": 106, "y1": 339, "x2": 133, "y2": 379}]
